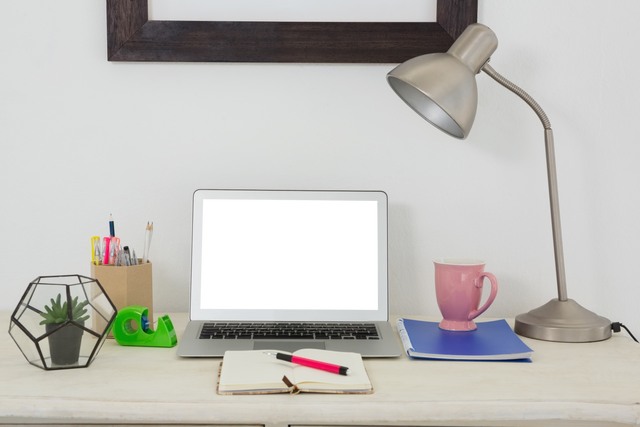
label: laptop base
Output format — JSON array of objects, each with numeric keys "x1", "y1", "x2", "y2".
[{"x1": 176, "y1": 320, "x2": 401, "y2": 358}]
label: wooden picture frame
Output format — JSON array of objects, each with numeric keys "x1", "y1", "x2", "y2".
[{"x1": 107, "y1": 0, "x2": 477, "y2": 63}]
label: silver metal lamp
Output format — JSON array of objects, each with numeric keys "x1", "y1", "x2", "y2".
[{"x1": 387, "y1": 23, "x2": 611, "y2": 342}]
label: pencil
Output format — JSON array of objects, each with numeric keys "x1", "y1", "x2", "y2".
[
  {"x1": 109, "y1": 214, "x2": 115, "y2": 237},
  {"x1": 142, "y1": 222, "x2": 153, "y2": 264}
]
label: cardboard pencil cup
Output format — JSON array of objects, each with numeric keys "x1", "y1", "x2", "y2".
[{"x1": 90, "y1": 261, "x2": 153, "y2": 337}]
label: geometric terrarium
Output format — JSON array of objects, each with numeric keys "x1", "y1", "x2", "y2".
[{"x1": 9, "y1": 275, "x2": 117, "y2": 370}]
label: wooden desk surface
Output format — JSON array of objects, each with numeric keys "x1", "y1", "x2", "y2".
[{"x1": 1, "y1": 312, "x2": 639, "y2": 427}]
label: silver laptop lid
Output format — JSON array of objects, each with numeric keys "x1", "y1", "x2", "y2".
[{"x1": 190, "y1": 189, "x2": 388, "y2": 322}]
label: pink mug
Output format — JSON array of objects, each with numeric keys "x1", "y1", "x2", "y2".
[{"x1": 434, "y1": 258, "x2": 498, "y2": 331}]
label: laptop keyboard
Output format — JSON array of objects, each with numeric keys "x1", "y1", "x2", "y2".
[{"x1": 198, "y1": 322, "x2": 380, "y2": 340}]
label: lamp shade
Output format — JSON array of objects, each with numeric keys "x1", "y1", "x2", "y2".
[{"x1": 387, "y1": 24, "x2": 498, "y2": 139}]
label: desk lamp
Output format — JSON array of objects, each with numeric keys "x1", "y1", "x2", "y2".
[{"x1": 386, "y1": 23, "x2": 611, "y2": 342}]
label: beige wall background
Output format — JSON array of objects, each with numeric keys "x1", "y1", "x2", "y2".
[{"x1": 1, "y1": 1, "x2": 638, "y2": 336}]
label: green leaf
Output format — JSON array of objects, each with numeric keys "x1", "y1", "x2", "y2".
[
  {"x1": 38, "y1": 312, "x2": 55, "y2": 325},
  {"x1": 71, "y1": 299, "x2": 89, "y2": 321},
  {"x1": 45, "y1": 305, "x2": 55, "y2": 318}
]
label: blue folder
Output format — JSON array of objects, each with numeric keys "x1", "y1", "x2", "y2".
[{"x1": 397, "y1": 318, "x2": 533, "y2": 362}]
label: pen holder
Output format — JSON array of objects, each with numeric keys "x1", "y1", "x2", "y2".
[{"x1": 90, "y1": 261, "x2": 153, "y2": 338}]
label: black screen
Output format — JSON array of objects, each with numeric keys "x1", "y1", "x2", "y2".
[{"x1": 203, "y1": 202, "x2": 376, "y2": 307}]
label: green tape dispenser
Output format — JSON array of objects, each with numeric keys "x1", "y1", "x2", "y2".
[{"x1": 113, "y1": 305, "x2": 177, "y2": 348}]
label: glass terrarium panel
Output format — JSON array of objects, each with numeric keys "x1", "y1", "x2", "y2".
[
  {"x1": 13, "y1": 303, "x2": 50, "y2": 341},
  {"x1": 90, "y1": 282, "x2": 117, "y2": 335},
  {"x1": 91, "y1": 329, "x2": 111, "y2": 362},
  {"x1": 13, "y1": 283, "x2": 37, "y2": 320},
  {"x1": 66, "y1": 282, "x2": 93, "y2": 323},
  {"x1": 28, "y1": 282, "x2": 70, "y2": 321},
  {"x1": 8, "y1": 321, "x2": 46, "y2": 369}
]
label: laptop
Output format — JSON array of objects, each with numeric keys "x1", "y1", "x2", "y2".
[{"x1": 176, "y1": 189, "x2": 401, "y2": 358}]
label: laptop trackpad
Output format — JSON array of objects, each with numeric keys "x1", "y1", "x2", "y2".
[{"x1": 253, "y1": 341, "x2": 326, "y2": 353}]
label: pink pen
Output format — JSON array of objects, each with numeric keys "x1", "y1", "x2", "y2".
[
  {"x1": 264, "y1": 351, "x2": 351, "y2": 375},
  {"x1": 102, "y1": 237, "x2": 110, "y2": 265}
]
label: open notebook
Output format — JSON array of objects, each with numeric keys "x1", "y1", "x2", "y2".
[
  {"x1": 217, "y1": 349, "x2": 372, "y2": 395},
  {"x1": 176, "y1": 189, "x2": 401, "y2": 358}
]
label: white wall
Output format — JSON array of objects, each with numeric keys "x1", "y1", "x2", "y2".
[{"x1": 2, "y1": 1, "x2": 639, "y2": 338}]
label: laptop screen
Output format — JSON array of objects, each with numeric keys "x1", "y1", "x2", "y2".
[
  {"x1": 201, "y1": 198, "x2": 379, "y2": 311},
  {"x1": 190, "y1": 190, "x2": 388, "y2": 322}
]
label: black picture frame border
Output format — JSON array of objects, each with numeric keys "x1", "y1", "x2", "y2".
[{"x1": 107, "y1": 0, "x2": 477, "y2": 63}]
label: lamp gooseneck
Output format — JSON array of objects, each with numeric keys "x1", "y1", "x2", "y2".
[
  {"x1": 481, "y1": 64, "x2": 566, "y2": 302},
  {"x1": 481, "y1": 64, "x2": 550, "y2": 130}
]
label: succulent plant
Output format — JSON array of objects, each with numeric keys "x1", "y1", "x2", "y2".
[{"x1": 39, "y1": 294, "x2": 90, "y2": 325}]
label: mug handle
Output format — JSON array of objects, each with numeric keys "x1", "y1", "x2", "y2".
[{"x1": 468, "y1": 272, "x2": 498, "y2": 321}]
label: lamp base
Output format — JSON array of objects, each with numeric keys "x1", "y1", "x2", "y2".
[{"x1": 514, "y1": 298, "x2": 611, "y2": 343}]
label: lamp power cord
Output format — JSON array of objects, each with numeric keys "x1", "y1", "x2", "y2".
[{"x1": 611, "y1": 322, "x2": 638, "y2": 343}]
